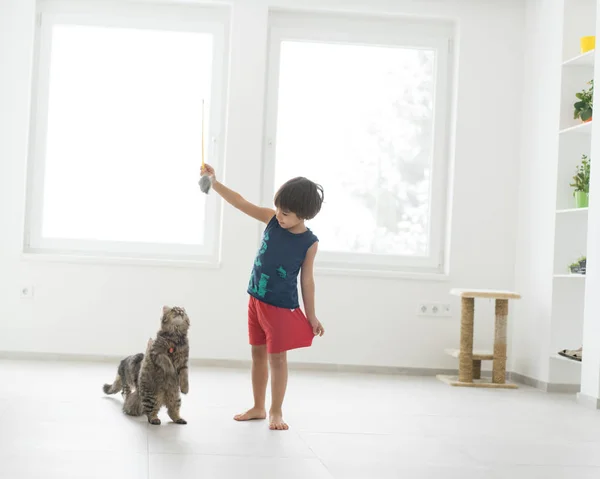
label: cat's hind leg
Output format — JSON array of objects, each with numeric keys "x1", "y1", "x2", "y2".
[{"x1": 123, "y1": 390, "x2": 144, "y2": 416}]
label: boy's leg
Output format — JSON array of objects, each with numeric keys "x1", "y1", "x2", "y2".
[
  {"x1": 268, "y1": 351, "x2": 288, "y2": 430},
  {"x1": 234, "y1": 345, "x2": 268, "y2": 421}
]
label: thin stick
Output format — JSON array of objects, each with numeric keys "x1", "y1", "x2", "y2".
[
  {"x1": 198, "y1": 99, "x2": 212, "y2": 194},
  {"x1": 201, "y1": 99, "x2": 205, "y2": 169}
]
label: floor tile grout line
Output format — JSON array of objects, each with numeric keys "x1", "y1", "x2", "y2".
[
  {"x1": 146, "y1": 450, "x2": 320, "y2": 459},
  {"x1": 146, "y1": 423, "x2": 150, "y2": 479},
  {"x1": 296, "y1": 431, "x2": 335, "y2": 478}
]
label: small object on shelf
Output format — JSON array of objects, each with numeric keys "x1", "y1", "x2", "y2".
[
  {"x1": 578, "y1": 256, "x2": 587, "y2": 274},
  {"x1": 573, "y1": 80, "x2": 593, "y2": 123},
  {"x1": 581, "y1": 36, "x2": 596, "y2": 54},
  {"x1": 570, "y1": 155, "x2": 590, "y2": 208},
  {"x1": 558, "y1": 347, "x2": 582, "y2": 362},
  {"x1": 575, "y1": 191, "x2": 589, "y2": 208},
  {"x1": 568, "y1": 256, "x2": 586, "y2": 275},
  {"x1": 569, "y1": 262, "x2": 580, "y2": 274}
]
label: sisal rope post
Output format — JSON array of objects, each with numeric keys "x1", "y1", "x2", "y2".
[
  {"x1": 493, "y1": 299, "x2": 509, "y2": 384},
  {"x1": 473, "y1": 360, "x2": 482, "y2": 380},
  {"x1": 458, "y1": 297, "x2": 475, "y2": 383}
]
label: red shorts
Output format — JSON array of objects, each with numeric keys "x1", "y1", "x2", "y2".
[{"x1": 248, "y1": 296, "x2": 314, "y2": 354}]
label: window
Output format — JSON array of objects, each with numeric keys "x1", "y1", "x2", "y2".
[
  {"x1": 264, "y1": 12, "x2": 452, "y2": 273},
  {"x1": 26, "y1": 2, "x2": 228, "y2": 261}
]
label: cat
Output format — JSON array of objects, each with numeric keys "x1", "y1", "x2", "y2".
[{"x1": 103, "y1": 306, "x2": 190, "y2": 425}]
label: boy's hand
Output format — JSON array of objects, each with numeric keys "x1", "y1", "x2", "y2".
[
  {"x1": 308, "y1": 316, "x2": 324, "y2": 337},
  {"x1": 201, "y1": 163, "x2": 216, "y2": 180}
]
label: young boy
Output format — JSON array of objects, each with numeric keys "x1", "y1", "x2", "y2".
[{"x1": 202, "y1": 164, "x2": 325, "y2": 430}]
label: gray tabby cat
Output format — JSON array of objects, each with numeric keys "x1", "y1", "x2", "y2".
[{"x1": 103, "y1": 306, "x2": 190, "y2": 425}]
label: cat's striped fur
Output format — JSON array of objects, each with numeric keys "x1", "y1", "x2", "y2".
[{"x1": 103, "y1": 306, "x2": 190, "y2": 425}]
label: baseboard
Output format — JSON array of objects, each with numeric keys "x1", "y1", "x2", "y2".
[
  {"x1": 508, "y1": 371, "x2": 548, "y2": 390},
  {"x1": 508, "y1": 371, "x2": 581, "y2": 393},
  {"x1": 190, "y1": 358, "x2": 460, "y2": 376},
  {"x1": 577, "y1": 392, "x2": 600, "y2": 409},
  {"x1": 0, "y1": 350, "x2": 457, "y2": 377},
  {"x1": 547, "y1": 383, "x2": 581, "y2": 394},
  {"x1": 0, "y1": 351, "x2": 579, "y2": 391},
  {"x1": 0, "y1": 350, "x2": 118, "y2": 363}
]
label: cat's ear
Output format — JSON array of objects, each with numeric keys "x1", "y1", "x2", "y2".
[{"x1": 162, "y1": 306, "x2": 171, "y2": 315}]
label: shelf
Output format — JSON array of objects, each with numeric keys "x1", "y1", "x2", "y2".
[
  {"x1": 556, "y1": 207, "x2": 589, "y2": 214},
  {"x1": 559, "y1": 121, "x2": 593, "y2": 135},
  {"x1": 554, "y1": 274, "x2": 586, "y2": 278},
  {"x1": 563, "y1": 50, "x2": 595, "y2": 68},
  {"x1": 551, "y1": 354, "x2": 582, "y2": 365}
]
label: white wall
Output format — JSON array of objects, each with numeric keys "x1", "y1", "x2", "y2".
[
  {"x1": 510, "y1": 0, "x2": 564, "y2": 383},
  {"x1": 0, "y1": 0, "x2": 525, "y2": 368}
]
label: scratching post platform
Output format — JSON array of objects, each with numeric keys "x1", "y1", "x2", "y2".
[{"x1": 437, "y1": 289, "x2": 521, "y2": 389}]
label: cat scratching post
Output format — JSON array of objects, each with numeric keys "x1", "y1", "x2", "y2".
[{"x1": 438, "y1": 289, "x2": 521, "y2": 389}]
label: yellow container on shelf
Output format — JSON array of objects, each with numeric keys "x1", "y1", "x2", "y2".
[{"x1": 581, "y1": 36, "x2": 596, "y2": 53}]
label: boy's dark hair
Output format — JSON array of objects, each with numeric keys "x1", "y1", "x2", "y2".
[{"x1": 274, "y1": 177, "x2": 324, "y2": 220}]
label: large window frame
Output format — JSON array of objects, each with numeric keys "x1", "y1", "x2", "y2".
[
  {"x1": 263, "y1": 11, "x2": 453, "y2": 274},
  {"x1": 25, "y1": 0, "x2": 229, "y2": 263}
]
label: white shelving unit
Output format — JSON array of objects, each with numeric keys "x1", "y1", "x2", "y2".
[
  {"x1": 559, "y1": 121, "x2": 593, "y2": 135},
  {"x1": 551, "y1": 354, "x2": 583, "y2": 365},
  {"x1": 548, "y1": 0, "x2": 596, "y2": 389},
  {"x1": 563, "y1": 49, "x2": 596, "y2": 67},
  {"x1": 556, "y1": 207, "x2": 589, "y2": 214}
]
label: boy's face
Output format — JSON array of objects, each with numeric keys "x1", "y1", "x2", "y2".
[{"x1": 275, "y1": 208, "x2": 303, "y2": 230}]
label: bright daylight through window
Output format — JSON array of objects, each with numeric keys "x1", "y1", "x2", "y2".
[{"x1": 266, "y1": 16, "x2": 451, "y2": 272}]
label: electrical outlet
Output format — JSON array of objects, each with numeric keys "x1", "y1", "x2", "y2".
[
  {"x1": 418, "y1": 303, "x2": 452, "y2": 317},
  {"x1": 20, "y1": 285, "x2": 34, "y2": 299}
]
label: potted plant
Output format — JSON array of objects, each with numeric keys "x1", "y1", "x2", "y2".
[
  {"x1": 568, "y1": 256, "x2": 587, "y2": 275},
  {"x1": 570, "y1": 154, "x2": 591, "y2": 208},
  {"x1": 569, "y1": 262, "x2": 580, "y2": 274},
  {"x1": 574, "y1": 80, "x2": 594, "y2": 123},
  {"x1": 578, "y1": 256, "x2": 587, "y2": 274}
]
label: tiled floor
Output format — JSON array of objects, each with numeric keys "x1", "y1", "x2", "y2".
[{"x1": 1, "y1": 359, "x2": 600, "y2": 478}]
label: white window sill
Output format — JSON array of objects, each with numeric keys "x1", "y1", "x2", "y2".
[
  {"x1": 315, "y1": 267, "x2": 450, "y2": 281},
  {"x1": 20, "y1": 252, "x2": 221, "y2": 270}
]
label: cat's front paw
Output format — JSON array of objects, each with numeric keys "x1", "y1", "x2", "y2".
[
  {"x1": 174, "y1": 418, "x2": 187, "y2": 425},
  {"x1": 148, "y1": 417, "x2": 161, "y2": 425},
  {"x1": 180, "y1": 384, "x2": 189, "y2": 394}
]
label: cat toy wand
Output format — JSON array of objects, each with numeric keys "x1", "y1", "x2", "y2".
[{"x1": 198, "y1": 99, "x2": 212, "y2": 194}]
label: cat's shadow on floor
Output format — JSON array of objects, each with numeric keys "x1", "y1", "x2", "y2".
[
  {"x1": 101, "y1": 396, "x2": 186, "y2": 427},
  {"x1": 101, "y1": 396, "x2": 148, "y2": 425}
]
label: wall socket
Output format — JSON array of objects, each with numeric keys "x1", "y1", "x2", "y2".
[
  {"x1": 418, "y1": 303, "x2": 451, "y2": 317},
  {"x1": 20, "y1": 285, "x2": 34, "y2": 299}
]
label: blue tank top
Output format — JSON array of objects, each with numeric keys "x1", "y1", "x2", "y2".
[{"x1": 248, "y1": 216, "x2": 318, "y2": 309}]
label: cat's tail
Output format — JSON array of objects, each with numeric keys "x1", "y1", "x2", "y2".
[{"x1": 103, "y1": 374, "x2": 123, "y2": 395}]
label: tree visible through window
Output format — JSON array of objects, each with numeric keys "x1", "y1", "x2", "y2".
[{"x1": 273, "y1": 41, "x2": 436, "y2": 258}]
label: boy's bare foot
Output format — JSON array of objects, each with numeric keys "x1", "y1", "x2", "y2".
[
  {"x1": 233, "y1": 407, "x2": 267, "y2": 421},
  {"x1": 269, "y1": 411, "x2": 289, "y2": 430}
]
